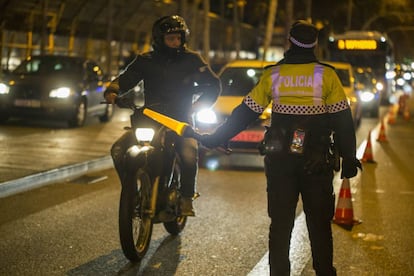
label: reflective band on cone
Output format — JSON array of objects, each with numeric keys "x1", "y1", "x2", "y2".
[{"x1": 333, "y1": 178, "x2": 362, "y2": 229}]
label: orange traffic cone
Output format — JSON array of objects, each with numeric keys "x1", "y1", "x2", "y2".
[
  {"x1": 387, "y1": 107, "x2": 396, "y2": 125},
  {"x1": 361, "y1": 130, "x2": 376, "y2": 163},
  {"x1": 376, "y1": 119, "x2": 387, "y2": 142},
  {"x1": 403, "y1": 105, "x2": 410, "y2": 121},
  {"x1": 333, "y1": 178, "x2": 362, "y2": 229}
]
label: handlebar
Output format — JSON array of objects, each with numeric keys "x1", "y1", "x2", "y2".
[{"x1": 103, "y1": 93, "x2": 232, "y2": 155}]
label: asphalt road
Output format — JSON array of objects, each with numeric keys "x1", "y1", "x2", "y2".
[
  {"x1": 0, "y1": 167, "x2": 270, "y2": 275},
  {"x1": 1, "y1": 103, "x2": 414, "y2": 275}
]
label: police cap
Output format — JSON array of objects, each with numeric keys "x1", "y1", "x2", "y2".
[{"x1": 289, "y1": 20, "x2": 318, "y2": 48}]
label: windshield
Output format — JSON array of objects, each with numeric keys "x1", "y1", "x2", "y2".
[
  {"x1": 13, "y1": 57, "x2": 83, "y2": 75},
  {"x1": 219, "y1": 67, "x2": 264, "y2": 96},
  {"x1": 334, "y1": 68, "x2": 351, "y2": 87}
]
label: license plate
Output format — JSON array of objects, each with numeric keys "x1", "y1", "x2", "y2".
[
  {"x1": 230, "y1": 130, "x2": 264, "y2": 142},
  {"x1": 14, "y1": 99, "x2": 41, "y2": 108}
]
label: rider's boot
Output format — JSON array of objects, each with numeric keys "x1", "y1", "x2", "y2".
[{"x1": 180, "y1": 197, "x2": 195, "y2": 216}]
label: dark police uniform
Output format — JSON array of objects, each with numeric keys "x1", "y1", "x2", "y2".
[{"x1": 200, "y1": 20, "x2": 361, "y2": 275}]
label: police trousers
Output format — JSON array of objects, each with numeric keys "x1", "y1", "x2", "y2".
[
  {"x1": 111, "y1": 130, "x2": 199, "y2": 198},
  {"x1": 264, "y1": 152, "x2": 336, "y2": 276}
]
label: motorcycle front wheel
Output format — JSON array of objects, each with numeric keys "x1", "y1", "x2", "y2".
[
  {"x1": 119, "y1": 169, "x2": 153, "y2": 262},
  {"x1": 163, "y1": 165, "x2": 187, "y2": 235},
  {"x1": 163, "y1": 215, "x2": 187, "y2": 235}
]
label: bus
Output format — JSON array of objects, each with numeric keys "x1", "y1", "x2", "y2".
[{"x1": 325, "y1": 31, "x2": 395, "y2": 104}]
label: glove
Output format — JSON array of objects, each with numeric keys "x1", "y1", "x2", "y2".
[
  {"x1": 104, "y1": 91, "x2": 117, "y2": 104},
  {"x1": 341, "y1": 158, "x2": 362, "y2": 179},
  {"x1": 199, "y1": 133, "x2": 227, "y2": 149}
]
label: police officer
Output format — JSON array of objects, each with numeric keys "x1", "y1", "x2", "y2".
[
  {"x1": 200, "y1": 20, "x2": 361, "y2": 275},
  {"x1": 104, "y1": 15, "x2": 221, "y2": 216}
]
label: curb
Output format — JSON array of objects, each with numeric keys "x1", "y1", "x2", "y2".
[{"x1": 0, "y1": 156, "x2": 114, "y2": 199}]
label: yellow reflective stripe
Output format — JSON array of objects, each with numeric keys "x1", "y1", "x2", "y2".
[
  {"x1": 313, "y1": 64, "x2": 323, "y2": 106},
  {"x1": 271, "y1": 66, "x2": 281, "y2": 104}
]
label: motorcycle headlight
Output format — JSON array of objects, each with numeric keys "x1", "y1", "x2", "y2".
[
  {"x1": 0, "y1": 83, "x2": 10, "y2": 94},
  {"x1": 135, "y1": 128, "x2": 155, "y2": 142},
  {"x1": 49, "y1": 87, "x2": 72, "y2": 98},
  {"x1": 360, "y1": 91, "x2": 375, "y2": 102},
  {"x1": 196, "y1": 108, "x2": 217, "y2": 124}
]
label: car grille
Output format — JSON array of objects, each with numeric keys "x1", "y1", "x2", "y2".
[{"x1": 11, "y1": 85, "x2": 41, "y2": 99}]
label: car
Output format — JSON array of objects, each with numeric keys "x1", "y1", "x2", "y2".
[
  {"x1": 353, "y1": 67, "x2": 380, "y2": 117},
  {"x1": 195, "y1": 59, "x2": 274, "y2": 160},
  {"x1": 323, "y1": 61, "x2": 362, "y2": 127},
  {"x1": 0, "y1": 55, "x2": 113, "y2": 127}
]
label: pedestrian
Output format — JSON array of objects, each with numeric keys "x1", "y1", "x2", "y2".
[
  {"x1": 104, "y1": 15, "x2": 221, "y2": 216},
  {"x1": 199, "y1": 20, "x2": 361, "y2": 275}
]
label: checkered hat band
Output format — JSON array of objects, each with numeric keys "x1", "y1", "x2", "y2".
[{"x1": 289, "y1": 36, "x2": 317, "y2": 48}]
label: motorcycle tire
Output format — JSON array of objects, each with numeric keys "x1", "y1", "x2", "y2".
[
  {"x1": 119, "y1": 169, "x2": 153, "y2": 262},
  {"x1": 163, "y1": 165, "x2": 187, "y2": 235},
  {"x1": 163, "y1": 215, "x2": 187, "y2": 235}
]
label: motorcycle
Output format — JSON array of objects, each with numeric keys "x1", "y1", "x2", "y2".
[{"x1": 113, "y1": 92, "x2": 201, "y2": 262}]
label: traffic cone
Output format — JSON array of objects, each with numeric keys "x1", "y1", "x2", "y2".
[
  {"x1": 361, "y1": 130, "x2": 376, "y2": 163},
  {"x1": 376, "y1": 118, "x2": 387, "y2": 142},
  {"x1": 387, "y1": 106, "x2": 396, "y2": 125},
  {"x1": 333, "y1": 178, "x2": 362, "y2": 229},
  {"x1": 403, "y1": 105, "x2": 410, "y2": 121}
]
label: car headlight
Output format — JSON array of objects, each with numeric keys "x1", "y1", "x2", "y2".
[
  {"x1": 0, "y1": 83, "x2": 10, "y2": 94},
  {"x1": 360, "y1": 91, "x2": 375, "y2": 102},
  {"x1": 375, "y1": 82, "x2": 384, "y2": 91},
  {"x1": 396, "y1": 78, "x2": 405, "y2": 87},
  {"x1": 347, "y1": 96, "x2": 358, "y2": 106},
  {"x1": 196, "y1": 108, "x2": 217, "y2": 124},
  {"x1": 135, "y1": 128, "x2": 155, "y2": 143},
  {"x1": 49, "y1": 87, "x2": 72, "y2": 98}
]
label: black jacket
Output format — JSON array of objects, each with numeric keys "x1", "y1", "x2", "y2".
[{"x1": 116, "y1": 49, "x2": 221, "y2": 123}]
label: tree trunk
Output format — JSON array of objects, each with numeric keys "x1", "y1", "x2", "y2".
[
  {"x1": 262, "y1": 0, "x2": 278, "y2": 61},
  {"x1": 233, "y1": 0, "x2": 241, "y2": 59},
  {"x1": 188, "y1": 0, "x2": 201, "y2": 49},
  {"x1": 202, "y1": 0, "x2": 210, "y2": 62}
]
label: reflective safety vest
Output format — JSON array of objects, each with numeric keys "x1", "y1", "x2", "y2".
[{"x1": 243, "y1": 62, "x2": 350, "y2": 115}]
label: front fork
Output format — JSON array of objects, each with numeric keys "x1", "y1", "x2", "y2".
[{"x1": 148, "y1": 176, "x2": 160, "y2": 219}]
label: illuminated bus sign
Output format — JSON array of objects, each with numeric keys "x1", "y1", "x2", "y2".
[{"x1": 337, "y1": 39, "x2": 378, "y2": 50}]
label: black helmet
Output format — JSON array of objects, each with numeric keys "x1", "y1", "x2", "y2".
[{"x1": 152, "y1": 15, "x2": 190, "y2": 53}]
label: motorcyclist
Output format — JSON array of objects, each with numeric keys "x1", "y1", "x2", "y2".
[{"x1": 104, "y1": 15, "x2": 221, "y2": 216}]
